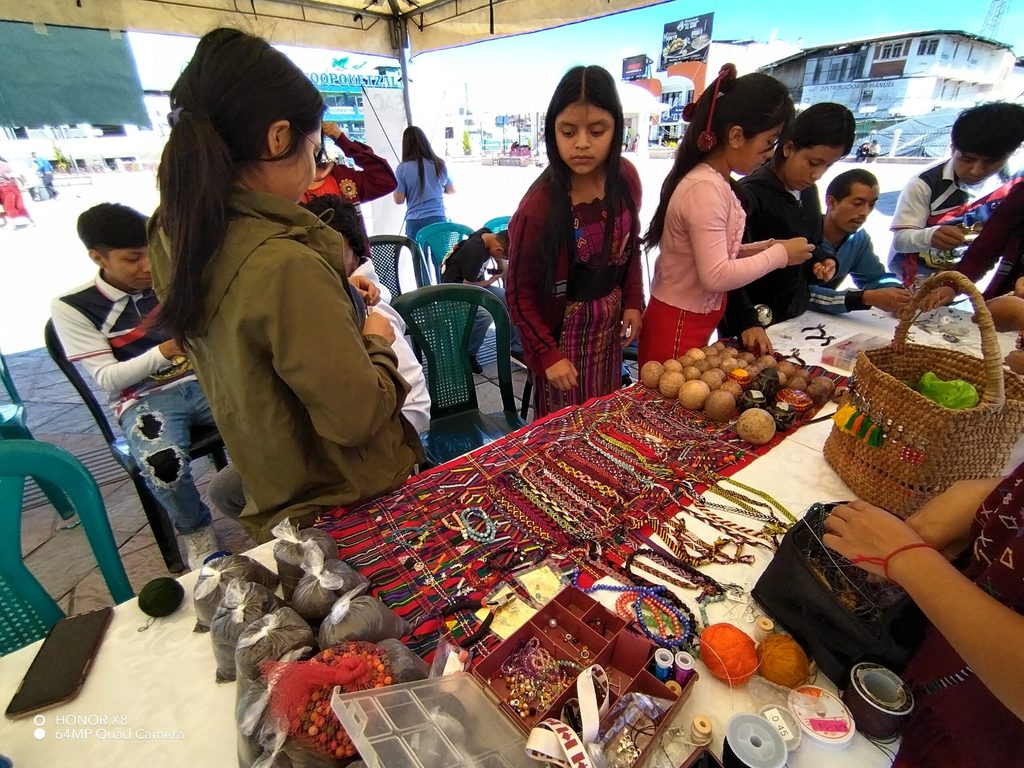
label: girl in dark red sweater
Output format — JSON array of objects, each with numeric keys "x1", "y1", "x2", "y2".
[{"x1": 506, "y1": 65, "x2": 642, "y2": 418}]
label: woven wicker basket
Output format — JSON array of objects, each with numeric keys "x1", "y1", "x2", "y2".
[{"x1": 824, "y1": 271, "x2": 1024, "y2": 517}]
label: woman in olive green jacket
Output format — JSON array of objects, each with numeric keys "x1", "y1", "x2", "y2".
[{"x1": 149, "y1": 29, "x2": 421, "y2": 541}]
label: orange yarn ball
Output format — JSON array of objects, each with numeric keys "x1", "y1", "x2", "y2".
[
  {"x1": 700, "y1": 623, "x2": 758, "y2": 686},
  {"x1": 756, "y1": 633, "x2": 810, "y2": 689}
]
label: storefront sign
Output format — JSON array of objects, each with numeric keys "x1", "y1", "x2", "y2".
[
  {"x1": 658, "y1": 13, "x2": 714, "y2": 71},
  {"x1": 307, "y1": 71, "x2": 401, "y2": 92}
]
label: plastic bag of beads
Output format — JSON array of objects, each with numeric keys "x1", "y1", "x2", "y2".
[
  {"x1": 237, "y1": 646, "x2": 311, "y2": 768},
  {"x1": 211, "y1": 580, "x2": 285, "y2": 683},
  {"x1": 271, "y1": 519, "x2": 339, "y2": 601},
  {"x1": 317, "y1": 591, "x2": 410, "y2": 648},
  {"x1": 377, "y1": 638, "x2": 429, "y2": 683},
  {"x1": 290, "y1": 549, "x2": 368, "y2": 625},
  {"x1": 259, "y1": 642, "x2": 395, "y2": 764},
  {"x1": 235, "y1": 607, "x2": 316, "y2": 683},
  {"x1": 194, "y1": 554, "x2": 279, "y2": 632}
]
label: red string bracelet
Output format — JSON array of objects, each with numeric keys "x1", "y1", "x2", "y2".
[{"x1": 851, "y1": 542, "x2": 936, "y2": 581}]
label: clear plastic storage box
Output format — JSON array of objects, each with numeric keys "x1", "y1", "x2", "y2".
[{"x1": 331, "y1": 672, "x2": 534, "y2": 768}]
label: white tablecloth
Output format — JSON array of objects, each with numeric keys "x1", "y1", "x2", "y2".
[{"x1": 1, "y1": 309, "x2": 1020, "y2": 768}]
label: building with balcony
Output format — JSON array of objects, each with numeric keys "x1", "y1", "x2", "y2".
[{"x1": 760, "y1": 30, "x2": 1017, "y2": 119}]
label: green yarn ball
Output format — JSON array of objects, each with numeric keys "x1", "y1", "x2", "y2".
[{"x1": 138, "y1": 577, "x2": 185, "y2": 618}]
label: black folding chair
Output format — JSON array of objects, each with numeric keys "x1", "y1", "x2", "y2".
[{"x1": 44, "y1": 320, "x2": 227, "y2": 573}]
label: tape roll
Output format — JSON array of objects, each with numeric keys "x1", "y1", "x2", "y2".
[
  {"x1": 842, "y1": 662, "x2": 914, "y2": 740},
  {"x1": 722, "y1": 713, "x2": 787, "y2": 768}
]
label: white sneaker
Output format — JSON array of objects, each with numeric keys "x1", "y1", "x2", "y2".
[{"x1": 182, "y1": 525, "x2": 220, "y2": 570}]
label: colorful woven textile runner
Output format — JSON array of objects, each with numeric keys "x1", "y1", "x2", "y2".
[{"x1": 315, "y1": 373, "x2": 840, "y2": 656}]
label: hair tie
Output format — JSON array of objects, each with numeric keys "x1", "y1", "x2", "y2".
[
  {"x1": 696, "y1": 63, "x2": 738, "y2": 153},
  {"x1": 168, "y1": 106, "x2": 186, "y2": 128},
  {"x1": 681, "y1": 102, "x2": 697, "y2": 122}
]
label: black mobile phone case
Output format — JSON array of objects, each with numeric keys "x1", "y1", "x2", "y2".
[{"x1": 5, "y1": 607, "x2": 114, "y2": 719}]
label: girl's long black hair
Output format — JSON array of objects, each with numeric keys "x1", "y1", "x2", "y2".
[
  {"x1": 155, "y1": 28, "x2": 324, "y2": 340},
  {"x1": 531, "y1": 65, "x2": 636, "y2": 287},
  {"x1": 644, "y1": 65, "x2": 794, "y2": 250},
  {"x1": 401, "y1": 126, "x2": 446, "y2": 194}
]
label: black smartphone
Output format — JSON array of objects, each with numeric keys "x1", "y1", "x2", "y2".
[{"x1": 5, "y1": 607, "x2": 114, "y2": 719}]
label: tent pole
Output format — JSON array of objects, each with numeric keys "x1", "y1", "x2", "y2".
[{"x1": 387, "y1": 1, "x2": 413, "y2": 125}]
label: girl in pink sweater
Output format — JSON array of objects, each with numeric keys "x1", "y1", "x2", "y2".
[{"x1": 638, "y1": 64, "x2": 813, "y2": 365}]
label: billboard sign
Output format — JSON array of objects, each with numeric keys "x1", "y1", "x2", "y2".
[
  {"x1": 658, "y1": 13, "x2": 714, "y2": 71},
  {"x1": 622, "y1": 54, "x2": 649, "y2": 81}
]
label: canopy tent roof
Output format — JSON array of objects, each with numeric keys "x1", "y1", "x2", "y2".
[{"x1": 0, "y1": 0, "x2": 669, "y2": 57}]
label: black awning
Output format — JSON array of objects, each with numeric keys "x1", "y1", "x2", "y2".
[{"x1": 0, "y1": 22, "x2": 149, "y2": 128}]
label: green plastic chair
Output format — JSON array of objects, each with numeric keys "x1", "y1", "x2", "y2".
[
  {"x1": 368, "y1": 235, "x2": 431, "y2": 297},
  {"x1": 392, "y1": 284, "x2": 527, "y2": 466},
  {"x1": 0, "y1": 440, "x2": 133, "y2": 654},
  {"x1": 0, "y1": 348, "x2": 76, "y2": 521},
  {"x1": 415, "y1": 222, "x2": 475, "y2": 283},
  {"x1": 482, "y1": 216, "x2": 511, "y2": 233}
]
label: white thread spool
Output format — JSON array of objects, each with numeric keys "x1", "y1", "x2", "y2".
[{"x1": 691, "y1": 714, "x2": 713, "y2": 747}]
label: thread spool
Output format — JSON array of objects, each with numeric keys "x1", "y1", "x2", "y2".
[
  {"x1": 842, "y1": 662, "x2": 914, "y2": 739},
  {"x1": 722, "y1": 713, "x2": 787, "y2": 768},
  {"x1": 759, "y1": 705, "x2": 801, "y2": 752},
  {"x1": 788, "y1": 685, "x2": 855, "y2": 751},
  {"x1": 652, "y1": 648, "x2": 674, "y2": 682},
  {"x1": 754, "y1": 616, "x2": 774, "y2": 640},
  {"x1": 691, "y1": 715, "x2": 713, "y2": 747},
  {"x1": 674, "y1": 650, "x2": 696, "y2": 687},
  {"x1": 666, "y1": 680, "x2": 682, "y2": 696}
]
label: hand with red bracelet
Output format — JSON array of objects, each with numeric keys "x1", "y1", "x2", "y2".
[{"x1": 822, "y1": 500, "x2": 934, "y2": 582}]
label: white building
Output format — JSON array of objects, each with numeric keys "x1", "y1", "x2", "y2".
[{"x1": 761, "y1": 30, "x2": 1017, "y2": 119}]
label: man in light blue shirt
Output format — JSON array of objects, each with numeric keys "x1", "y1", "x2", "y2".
[{"x1": 810, "y1": 169, "x2": 911, "y2": 315}]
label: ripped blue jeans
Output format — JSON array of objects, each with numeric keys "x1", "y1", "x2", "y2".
[{"x1": 119, "y1": 381, "x2": 215, "y2": 535}]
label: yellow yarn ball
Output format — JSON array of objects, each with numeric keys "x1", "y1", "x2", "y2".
[
  {"x1": 757, "y1": 633, "x2": 810, "y2": 689},
  {"x1": 700, "y1": 623, "x2": 758, "y2": 686}
]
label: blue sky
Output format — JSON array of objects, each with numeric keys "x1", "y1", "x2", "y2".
[{"x1": 408, "y1": 0, "x2": 1021, "y2": 115}]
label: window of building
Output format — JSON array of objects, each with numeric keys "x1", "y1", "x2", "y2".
[
  {"x1": 917, "y1": 38, "x2": 939, "y2": 55},
  {"x1": 862, "y1": 89, "x2": 874, "y2": 103}
]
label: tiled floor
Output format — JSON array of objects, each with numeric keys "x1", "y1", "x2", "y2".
[{"x1": 5, "y1": 340, "x2": 624, "y2": 617}]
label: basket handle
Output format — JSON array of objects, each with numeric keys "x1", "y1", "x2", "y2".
[{"x1": 893, "y1": 270, "x2": 1004, "y2": 407}]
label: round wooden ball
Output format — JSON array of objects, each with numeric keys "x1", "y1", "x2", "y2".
[
  {"x1": 704, "y1": 390, "x2": 737, "y2": 422},
  {"x1": 787, "y1": 374, "x2": 810, "y2": 393},
  {"x1": 659, "y1": 371, "x2": 686, "y2": 399},
  {"x1": 694, "y1": 360, "x2": 712, "y2": 373},
  {"x1": 640, "y1": 361, "x2": 665, "y2": 389},
  {"x1": 682, "y1": 366, "x2": 702, "y2": 381},
  {"x1": 777, "y1": 361, "x2": 797, "y2": 377},
  {"x1": 702, "y1": 345, "x2": 717, "y2": 356},
  {"x1": 701, "y1": 370, "x2": 725, "y2": 389},
  {"x1": 757, "y1": 355, "x2": 778, "y2": 369},
  {"x1": 777, "y1": 370, "x2": 788, "y2": 387},
  {"x1": 720, "y1": 380, "x2": 744, "y2": 398},
  {"x1": 663, "y1": 358, "x2": 683, "y2": 374},
  {"x1": 736, "y1": 408, "x2": 777, "y2": 445},
  {"x1": 806, "y1": 376, "x2": 837, "y2": 406},
  {"x1": 712, "y1": 341, "x2": 727, "y2": 352},
  {"x1": 679, "y1": 380, "x2": 712, "y2": 410},
  {"x1": 739, "y1": 351, "x2": 757, "y2": 363},
  {"x1": 678, "y1": 355, "x2": 695, "y2": 368},
  {"x1": 685, "y1": 347, "x2": 706, "y2": 361},
  {"x1": 720, "y1": 356, "x2": 740, "y2": 371}
]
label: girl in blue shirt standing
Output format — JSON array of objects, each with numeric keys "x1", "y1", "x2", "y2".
[{"x1": 394, "y1": 126, "x2": 455, "y2": 241}]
